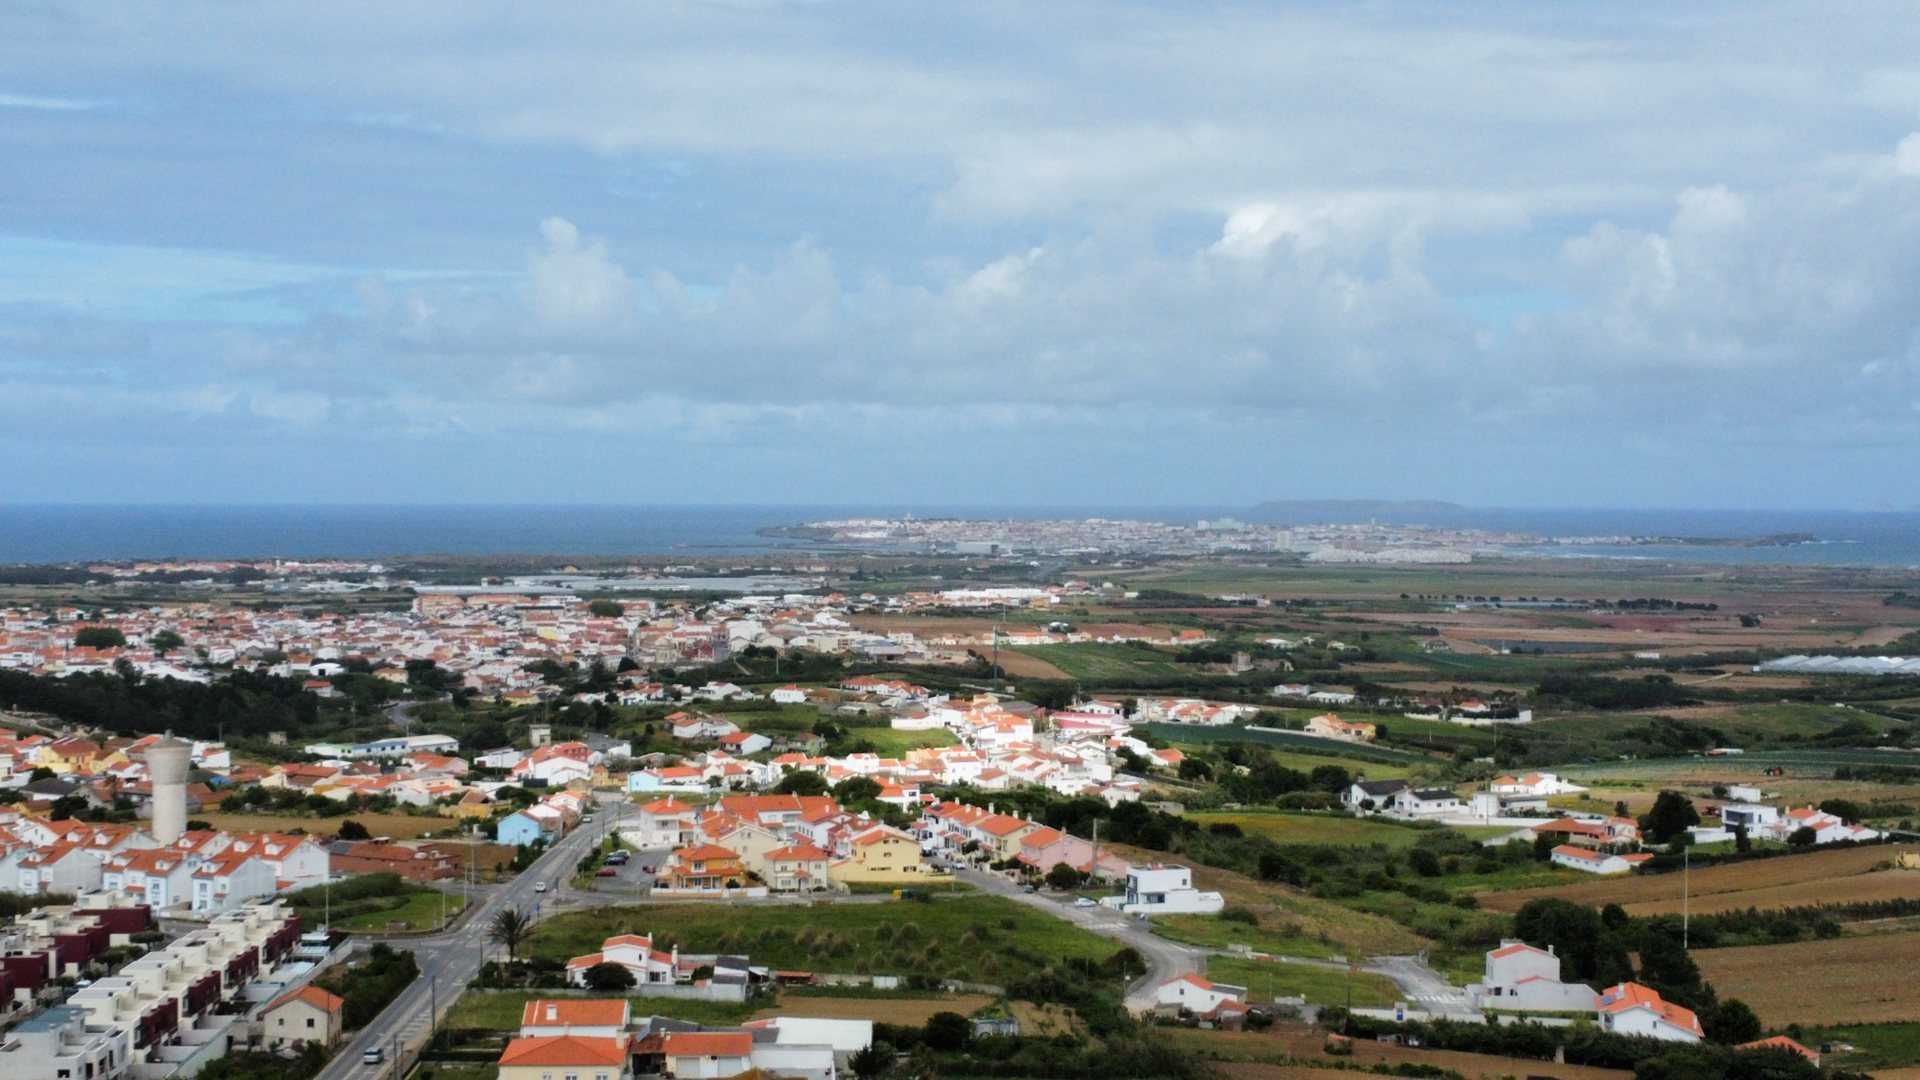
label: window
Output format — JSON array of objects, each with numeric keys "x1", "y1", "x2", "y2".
[
  {"x1": 307, "y1": 1018, "x2": 316, "y2": 1028},
  {"x1": 278, "y1": 1019, "x2": 285, "y2": 1027}
]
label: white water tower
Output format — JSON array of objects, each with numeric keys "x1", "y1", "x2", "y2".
[{"x1": 148, "y1": 732, "x2": 191, "y2": 845}]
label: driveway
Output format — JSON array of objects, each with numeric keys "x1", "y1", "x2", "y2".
[{"x1": 955, "y1": 868, "x2": 1205, "y2": 1012}]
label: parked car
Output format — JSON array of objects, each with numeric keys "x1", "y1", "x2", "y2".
[
  {"x1": 595, "y1": 868, "x2": 617, "y2": 877},
  {"x1": 641, "y1": 864, "x2": 655, "y2": 874},
  {"x1": 1021, "y1": 884, "x2": 1037, "y2": 894},
  {"x1": 1074, "y1": 897, "x2": 1097, "y2": 907}
]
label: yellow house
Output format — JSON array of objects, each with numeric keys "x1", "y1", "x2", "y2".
[
  {"x1": 829, "y1": 825, "x2": 946, "y2": 884},
  {"x1": 442, "y1": 789, "x2": 495, "y2": 820},
  {"x1": 35, "y1": 737, "x2": 125, "y2": 776}
]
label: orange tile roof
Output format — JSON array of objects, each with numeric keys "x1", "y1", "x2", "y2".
[
  {"x1": 499, "y1": 1036, "x2": 631, "y2": 1067},
  {"x1": 521, "y1": 999, "x2": 630, "y2": 1027},
  {"x1": 660, "y1": 1032, "x2": 752, "y2": 1057},
  {"x1": 268, "y1": 985, "x2": 344, "y2": 1014}
]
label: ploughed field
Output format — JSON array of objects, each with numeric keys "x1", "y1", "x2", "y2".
[
  {"x1": 1693, "y1": 931, "x2": 1920, "y2": 1026},
  {"x1": 1476, "y1": 846, "x2": 1905, "y2": 915}
]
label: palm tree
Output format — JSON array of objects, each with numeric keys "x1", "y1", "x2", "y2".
[{"x1": 488, "y1": 907, "x2": 535, "y2": 963}]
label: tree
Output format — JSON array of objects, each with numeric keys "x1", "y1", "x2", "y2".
[
  {"x1": 74, "y1": 626, "x2": 126, "y2": 649},
  {"x1": 487, "y1": 907, "x2": 535, "y2": 962},
  {"x1": 1787, "y1": 826, "x2": 1817, "y2": 846},
  {"x1": 772, "y1": 770, "x2": 830, "y2": 797},
  {"x1": 849, "y1": 1041, "x2": 893, "y2": 1080},
  {"x1": 1705, "y1": 998, "x2": 1763, "y2": 1045},
  {"x1": 833, "y1": 776, "x2": 883, "y2": 803},
  {"x1": 337, "y1": 819, "x2": 372, "y2": 841},
  {"x1": 1045, "y1": 862, "x2": 1085, "y2": 890},
  {"x1": 1818, "y1": 798, "x2": 1863, "y2": 824},
  {"x1": 1733, "y1": 824, "x2": 1750, "y2": 852},
  {"x1": 149, "y1": 630, "x2": 185, "y2": 655},
  {"x1": 922, "y1": 1011, "x2": 971, "y2": 1052},
  {"x1": 588, "y1": 600, "x2": 626, "y2": 618},
  {"x1": 1513, "y1": 898, "x2": 1606, "y2": 980},
  {"x1": 1642, "y1": 790, "x2": 1702, "y2": 845},
  {"x1": 1406, "y1": 848, "x2": 1442, "y2": 877},
  {"x1": 584, "y1": 962, "x2": 636, "y2": 990},
  {"x1": 1309, "y1": 764, "x2": 1352, "y2": 792}
]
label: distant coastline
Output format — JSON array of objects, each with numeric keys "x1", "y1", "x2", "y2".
[{"x1": 2, "y1": 504, "x2": 1919, "y2": 566}]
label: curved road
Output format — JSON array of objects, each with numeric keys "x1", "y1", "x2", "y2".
[{"x1": 954, "y1": 868, "x2": 1203, "y2": 1011}]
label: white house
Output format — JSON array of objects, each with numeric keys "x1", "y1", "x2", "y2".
[
  {"x1": 1154, "y1": 974, "x2": 1247, "y2": 1014},
  {"x1": 1388, "y1": 787, "x2": 1461, "y2": 820},
  {"x1": 1551, "y1": 845, "x2": 1655, "y2": 875},
  {"x1": 476, "y1": 747, "x2": 527, "y2": 770},
  {"x1": 658, "y1": 1032, "x2": 752, "y2": 1079},
  {"x1": 519, "y1": 999, "x2": 632, "y2": 1039},
  {"x1": 1597, "y1": 983, "x2": 1703, "y2": 1043},
  {"x1": 1488, "y1": 773, "x2": 1587, "y2": 797},
  {"x1": 715, "y1": 731, "x2": 773, "y2": 756},
  {"x1": 771, "y1": 685, "x2": 810, "y2": 705},
  {"x1": 191, "y1": 850, "x2": 278, "y2": 913},
  {"x1": 742, "y1": 1017, "x2": 873, "y2": 1068},
  {"x1": 1467, "y1": 940, "x2": 1599, "y2": 1012},
  {"x1": 634, "y1": 798, "x2": 700, "y2": 849},
  {"x1": 1101, "y1": 864, "x2": 1224, "y2": 915},
  {"x1": 1344, "y1": 779, "x2": 1409, "y2": 815}
]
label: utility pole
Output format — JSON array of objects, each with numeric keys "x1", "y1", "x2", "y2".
[{"x1": 1683, "y1": 846, "x2": 1690, "y2": 949}]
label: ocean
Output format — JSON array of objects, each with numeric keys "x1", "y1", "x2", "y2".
[{"x1": 2, "y1": 504, "x2": 1920, "y2": 567}]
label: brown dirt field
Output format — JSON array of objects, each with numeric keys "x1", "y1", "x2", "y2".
[
  {"x1": 1076, "y1": 623, "x2": 1173, "y2": 640},
  {"x1": 1477, "y1": 846, "x2": 1899, "y2": 913},
  {"x1": 1852, "y1": 625, "x2": 1916, "y2": 647},
  {"x1": 1191, "y1": 1029, "x2": 1632, "y2": 1080},
  {"x1": 1693, "y1": 931, "x2": 1920, "y2": 1026},
  {"x1": 1622, "y1": 868, "x2": 1920, "y2": 917},
  {"x1": 198, "y1": 812, "x2": 450, "y2": 839},
  {"x1": 975, "y1": 649, "x2": 1072, "y2": 679}
]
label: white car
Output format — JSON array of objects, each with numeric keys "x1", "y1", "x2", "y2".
[
  {"x1": 533, "y1": 881, "x2": 547, "y2": 893},
  {"x1": 1074, "y1": 897, "x2": 1097, "y2": 907}
]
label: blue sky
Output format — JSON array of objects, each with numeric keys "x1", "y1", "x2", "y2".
[{"x1": 5, "y1": 1, "x2": 1920, "y2": 508}]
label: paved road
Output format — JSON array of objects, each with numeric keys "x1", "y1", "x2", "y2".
[
  {"x1": 314, "y1": 793, "x2": 615, "y2": 1080},
  {"x1": 955, "y1": 868, "x2": 1204, "y2": 1012},
  {"x1": 1367, "y1": 954, "x2": 1478, "y2": 1017}
]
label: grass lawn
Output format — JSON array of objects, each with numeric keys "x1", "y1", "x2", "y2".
[
  {"x1": 1204, "y1": 955, "x2": 1400, "y2": 1008},
  {"x1": 1798, "y1": 1022, "x2": 1920, "y2": 1070},
  {"x1": 445, "y1": 990, "x2": 759, "y2": 1031},
  {"x1": 412, "y1": 1066, "x2": 497, "y2": 1080},
  {"x1": 336, "y1": 887, "x2": 466, "y2": 932},
  {"x1": 1184, "y1": 812, "x2": 1434, "y2": 849},
  {"x1": 1154, "y1": 915, "x2": 1347, "y2": 961},
  {"x1": 523, "y1": 895, "x2": 1126, "y2": 987},
  {"x1": 837, "y1": 726, "x2": 957, "y2": 756},
  {"x1": 1009, "y1": 643, "x2": 1191, "y2": 681},
  {"x1": 198, "y1": 812, "x2": 453, "y2": 839}
]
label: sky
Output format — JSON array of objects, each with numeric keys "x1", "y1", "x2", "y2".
[{"x1": 4, "y1": 2, "x2": 1920, "y2": 508}]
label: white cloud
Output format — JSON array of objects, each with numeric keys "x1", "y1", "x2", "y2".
[
  {"x1": 248, "y1": 390, "x2": 329, "y2": 424},
  {"x1": 528, "y1": 217, "x2": 637, "y2": 332},
  {"x1": 1896, "y1": 133, "x2": 1920, "y2": 177}
]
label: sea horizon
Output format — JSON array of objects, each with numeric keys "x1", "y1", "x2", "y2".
[{"x1": 3, "y1": 502, "x2": 1920, "y2": 566}]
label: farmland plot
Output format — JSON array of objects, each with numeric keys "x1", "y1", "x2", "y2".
[
  {"x1": 1477, "y1": 846, "x2": 1901, "y2": 914},
  {"x1": 1693, "y1": 931, "x2": 1920, "y2": 1026}
]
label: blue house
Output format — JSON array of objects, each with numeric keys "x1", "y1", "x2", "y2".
[{"x1": 496, "y1": 811, "x2": 550, "y2": 847}]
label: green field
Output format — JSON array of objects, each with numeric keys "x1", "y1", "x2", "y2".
[
  {"x1": 1154, "y1": 914, "x2": 1348, "y2": 961},
  {"x1": 838, "y1": 725, "x2": 958, "y2": 756},
  {"x1": 1204, "y1": 955, "x2": 1400, "y2": 1008},
  {"x1": 446, "y1": 990, "x2": 758, "y2": 1031},
  {"x1": 1184, "y1": 811, "x2": 1451, "y2": 849},
  {"x1": 1796, "y1": 1022, "x2": 1920, "y2": 1071},
  {"x1": 1010, "y1": 643, "x2": 1191, "y2": 681},
  {"x1": 1134, "y1": 723, "x2": 1437, "y2": 766},
  {"x1": 522, "y1": 895, "x2": 1125, "y2": 987},
  {"x1": 338, "y1": 887, "x2": 466, "y2": 932}
]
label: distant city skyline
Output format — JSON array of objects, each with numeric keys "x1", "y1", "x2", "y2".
[{"x1": 3, "y1": 4, "x2": 1920, "y2": 506}]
